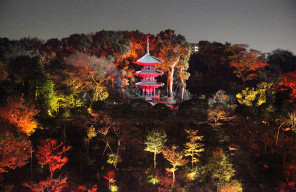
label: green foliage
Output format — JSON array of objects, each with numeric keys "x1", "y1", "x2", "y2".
[
  {"x1": 39, "y1": 76, "x2": 59, "y2": 116},
  {"x1": 106, "y1": 153, "x2": 121, "y2": 168},
  {"x1": 236, "y1": 82, "x2": 275, "y2": 107},
  {"x1": 56, "y1": 93, "x2": 84, "y2": 117},
  {"x1": 144, "y1": 129, "x2": 167, "y2": 154},
  {"x1": 206, "y1": 149, "x2": 236, "y2": 185},
  {"x1": 145, "y1": 129, "x2": 167, "y2": 169}
]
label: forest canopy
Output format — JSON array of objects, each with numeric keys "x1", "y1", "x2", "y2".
[{"x1": 1, "y1": 29, "x2": 296, "y2": 191}]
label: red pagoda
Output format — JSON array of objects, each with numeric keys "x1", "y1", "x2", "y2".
[{"x1": 135, "y1": 36, "x2": 164, "y2": 100}]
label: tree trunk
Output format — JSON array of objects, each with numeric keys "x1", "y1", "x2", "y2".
[
  {"x1": 172, "y1": 166, "x2": 176, "y2": 189},
  {"x1": 154, "y1": 152, "x2": 156, "y2": 169},
  {"x1": 31, "y1": 146, "x2": 33, "y2": 174},
  {"x1": 191, "y1": 153, "x2": 194, "y2": 169},
  {"x1": 179, "y1": 68, "x2": 185, "y2": 101},
  {"x1": 168, "y1": 67, "x2": 174, "y2": 97},
  {"x1": 86, "y1": 138, "x2": 89, "y2": 159},
  {"x1": 168, "y1": 61, "x2": 178, "y2": 98},
  {"x1": 276, "y1": 122, "x2": 284, "y2": 146}
]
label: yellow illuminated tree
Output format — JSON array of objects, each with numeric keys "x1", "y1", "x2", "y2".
[
  {"x1": 184, "y1": 129, "x2": 204, "y2": 168},
  {"x1": 144, "y1": 129, "x2": 167, "y2": 169},
  {"x1": 236, "y1": 82, "x2": 275, "y2": 107},
  {"x1": 162, "y1": 145, "x2": 188, "y2": 188},
  {"x1": 85, "y1": 125, "x2": 97, "y2": 157}
]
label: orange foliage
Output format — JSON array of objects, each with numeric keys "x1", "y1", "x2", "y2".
[
  {"x1": 277, "y1": 71, "x2": 296, "y2": 100},
  {"x1": 35, "y1": 139, "x2": 71, "y2": 179},
  {"x1": 0, "y1": 96, "x2": 39, "y2": 136},
  {"x1": 230, "y1": 50, "x2": 267, "y2": 84}
]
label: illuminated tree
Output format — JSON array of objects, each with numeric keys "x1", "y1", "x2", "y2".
[
  {"x1": 162, "y1": 145, "x2": 188, "y2": 188},
  {"x1": 23, "y1": 176, "x2": 68, "y2": 192},
  {"x1": 230, "y1": 49, "x2": 268, "y2": 85},
  {"x1": 206, "y1": 149, "x2": 236, "y2": 186},
  {"x1": 98, "y1": 124, "x2": 113, "y2": 157},
  {"x1": 0, "y1": 124, "x2": 32, "y2": 174},
  {"x1": 176, "y1": 44, "x2": 191, "y2": 100},
  {"x1": 236, "y1": 82, "x2": 275, "y2": 107},
  {"x1": 287, "y1": 111, "x2": 296, "y2": 131},
  {"x1": 64, "y1": 52, "x2": 118, "y2": 102},
  {"x1": 75, "y1": 184, "x2": 97, "y2": 192},
  {"x1": 280, "y1": 162, "x2": 296, "y2": 191},
  {"x1": 156, "y1": 29, "x2": 190, "y2": 97},
  {"x1": 208, "y1": 105, "x2": 236, "y2": 127},
  {"x1": 277, "y1": 71, "x2": 296, "y2": 101},
  {"x1": 218, "y1": 180, "x2": 243, "y2": 192},
  {"x1": 103, "y1": 170, "x2": 116, "y2": 189},
  {"x1": 184, "y1": 129, "x2": 204, "y2": 168},
  {"x1": 35, "y1": 139, "x2": 71, "y2": 179},
  {"x1": 107, "y1": 153, "x2": 121, "y2": 169},
  {"x1": 0, "y1": 96, "x2": 39, "y2": 136},
  {"x1": 39, "y1": 76, "x2": 59, "y2": 116},
  {"x1": 144, "y1": 129, "x2": 167, "y2": 169},
  {"x1": 85, "y1": 125, "x2": 97, "y2": 157}
]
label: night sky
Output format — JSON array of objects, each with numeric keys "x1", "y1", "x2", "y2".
[{"x1": 1, "y1": 0, "x2": 295, "y2": 53}]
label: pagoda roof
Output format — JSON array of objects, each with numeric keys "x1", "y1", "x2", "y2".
[
  {"x1": 136, "y1": 82, "x2": 164, "y2": 86},
  {"x1": 135, "y1": 70, "x2": 163, "y2": 75},
  {"x1": 135, "y1": 53, "x2": 162, "y2": 65}
]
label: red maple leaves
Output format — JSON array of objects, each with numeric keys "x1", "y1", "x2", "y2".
[
  {"x1": 277, "y1": 71, "x2": 296, "y2": 101},
  {"x1": 103, "y1": 170, "x2": 116, "y2": 188},
  {"x1": 35, "y1": 139, "x2": 71, "y2": 179}
]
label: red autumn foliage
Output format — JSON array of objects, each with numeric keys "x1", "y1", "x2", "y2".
[
  {"x1": 35, "y1": 139, "x2": 71, "y2": 179},
  {"x1": 277, "y1": 71, "x2": 296, "y2": 101},
  {"x1": 0, "y1": 96, "x2": 39, "y2": 136},
  {"x1": 75, "y1": 184, "x2": 98, "y2": 192},
  {"x1": 280, "y1": 162, "x2": 296, "y2": 191},
  {"x1": 0, "y1": 124, "x2": 32, "y2": 173},
  {"x1": 103, "y1": 170, "x2": 116, "y2": 188},
  {"x1": 23, "y1": 176, "x2": 68, "y2": 192},
  {"x1": 158, "y1": 172, "x2": 174, "y2": 192}
]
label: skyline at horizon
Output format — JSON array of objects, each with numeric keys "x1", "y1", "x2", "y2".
[{"x1": 1, "y1": 0, "x2": 295, "y2": 53}]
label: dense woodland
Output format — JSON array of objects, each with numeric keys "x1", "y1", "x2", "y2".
[{"x1": 1, "y1": 29, "x2": 296, "y2": 192}]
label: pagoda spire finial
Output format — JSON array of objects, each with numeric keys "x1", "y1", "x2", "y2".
[{"x1": 146, "y1": 35, "x2": 150, "y2": 54}]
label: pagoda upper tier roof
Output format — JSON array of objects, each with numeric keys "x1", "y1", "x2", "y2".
[{"x1": 135, "y1": 53, "x2": 162, "y2": 65}]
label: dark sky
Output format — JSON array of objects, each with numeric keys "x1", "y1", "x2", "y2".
[{"x1": 1, "y1": 0, "x2": 295, "y2": 53}]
